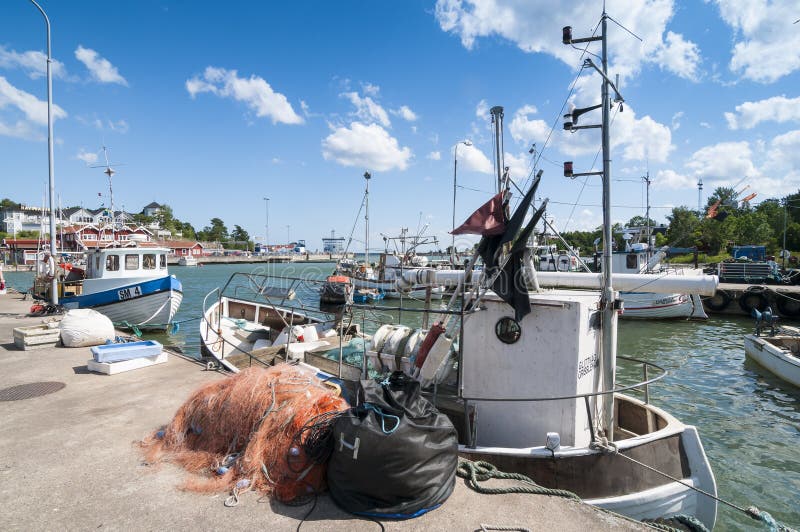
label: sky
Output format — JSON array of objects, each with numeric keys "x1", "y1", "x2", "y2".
[{"x1": 1, "y1": 0, "x2": 799, "y2": 252}]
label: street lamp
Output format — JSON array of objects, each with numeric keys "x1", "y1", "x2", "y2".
[
  {"x1": 452, "y1": 140, "x2": 472, "y2": 262},
  {"x1": 264, "y1": 198, "x2": 269, "y2": 253},
  {"x1": 29, "y1": 0, "x2": 57, "y2": 305}
]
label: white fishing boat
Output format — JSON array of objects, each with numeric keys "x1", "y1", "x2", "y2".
[
  {"x1": 197, "y1": 14, "x2": 720, "y2": 527},
  {"x1": 744, "y1": 325, "x2": 800, "y2": 388},
  {"x1": 34, "y1": 246, "x2": 182, "y2": 331},
  {"x1": 178, "y1": 255, "x2": 198, "y2": 267}
]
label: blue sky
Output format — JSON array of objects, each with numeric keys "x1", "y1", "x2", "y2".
[{"x1": 1, "y1": 1, "x2": 799, "y2": 251}]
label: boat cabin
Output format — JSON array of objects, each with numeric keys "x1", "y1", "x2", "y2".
[{"x1": 85, "y1": 248, "x2": 170, "y2": 280}]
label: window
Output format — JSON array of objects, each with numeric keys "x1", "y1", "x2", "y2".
[
  {"x1": 106, "y1": 255, "x2": 119, "y2": 271},
  {"x1": 125, "y1": 254, "x2": 139, "y2": 270},
  {"x1": 626, "y1": 254, "x2": 638, "y2": 270},
  {"x1": 160, "y1": 254, "x2": 167, "y2": 268},
  {"x1": 143, "y1": 254, "x2": 156, "y2": 270}
]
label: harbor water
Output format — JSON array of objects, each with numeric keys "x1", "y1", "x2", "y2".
[{"x1": 5, "y1": 262, "x2": 799, "y2": 529}]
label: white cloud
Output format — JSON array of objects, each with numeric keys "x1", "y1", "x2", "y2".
[
  {"x1": 653, "y1": 31, "x2": 701, "y2": 81},
  {"x1": 341, "y1": 91, "x2": 390, "y2": 127},
  {"x1": 724, "y1": 95, "x2": 800, "y2": 130},
  {"x1": 699, "y1": 121, "x2": 711, "y2": 129},
  {"x1": 435, "y1": 0, "x2": 701, "y2": 85},
  {"x1": 653, "y1": 168, "x2": 696, "y2": 190},
  {"x1": 504, "y1": 152, "x2": 531, "y2": 182},
  {"x1": 671, "y1": 111, "x2": 684, "y2": 131},
  {"x1": 74, "y1": 45, "x2": 127, "y2": 85},
  {"x1": 428, "y1": 151, "x2": 442, "y2": 160},
  {"x1": 761, "y1": 129, "x2": 800, "y2": 195},
  {"x1": 685, "y1": 141, "x2": 758, "y2": 184},
  {"x1": 0, "y1": 76, "x2": 67, "y2": 127},
  {"x1": 76, "y1": 148, "x2": 99, "y2": 165},
  {"x1": 322, "y1": 121, "x2": 412, "y2": 171},
  {"x1": 186, "y1": 67, "x2": 304, "y2": 125},
  {"x1": 0, "y1": 46, "x2": 68, "y2": 80},
  {"x1": 475, "y1": 99, "x2": 489, "y2": 119},
  {"x1": 509, "y1": 104, "x2": 551, "y2": 145},
  {"x1": 361, "y1": 82, "x2": 380, "y2": 96},
  {"x1": 457, "y1": 143, "x2": 493, "y2": 174},
  {"x1": 0, "y1": 120, "x2": 39, "y2": 140},
  {"x1": 713, "y1": 0, "x2": 800, "y2": 82},
  {"x1": 393, "y1": 105, "x2": 418, "y2": 121}
]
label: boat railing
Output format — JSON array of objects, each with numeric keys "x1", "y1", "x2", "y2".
[{"x1": 454, "y1": 355, "x2": 667, "y2": 447}]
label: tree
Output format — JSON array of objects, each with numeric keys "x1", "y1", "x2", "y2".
[
  {"x1": 666, "y1": 207, "x2": 700, "y2": 248},
  {"x1": 201, "y1": 218, "x2": 228, "y2": 242},
  {"x1": 0, "y1": 198, "x2": 19, "y2": 210},
  {"x1": 230, "y1": 225, "x2": 250, "y2": 242}
]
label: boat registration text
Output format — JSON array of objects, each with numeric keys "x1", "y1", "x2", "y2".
[{"x1": 118, "y1": 286, "x2": 142, "y2": 301}]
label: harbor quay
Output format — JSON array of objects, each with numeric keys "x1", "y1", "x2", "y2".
[{"x1": 0, "y1": 293, "x2": 643, "y2": 531}]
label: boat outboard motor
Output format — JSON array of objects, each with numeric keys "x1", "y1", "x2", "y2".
[
  {"x1": 752, "y1": 306, "x2": 778, "y2": 337},
  {"x1": 327, "y1": 371, "x2": 457, "y2": 518}
]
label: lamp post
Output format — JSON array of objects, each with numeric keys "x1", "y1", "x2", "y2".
[
  {"x1": 451, "y1": 140, "x2": 472, "y2": 263},
  {"x1": 29, "y1": 0, "x2": 57, "y2": 305},
  {"x1": 264, "y1": 197, "x2": 269, "y2": 253}
]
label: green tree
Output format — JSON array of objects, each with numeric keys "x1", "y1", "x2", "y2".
[
  {"x1": 0, "y1": 198, "x2": 20, "y2": 210},
  {"x1": 202, "y1": 218, "x2": 228, "y2": 242},
  {"x1": 666, "y1": 207, "x2": 700, "y2": 248},
  {"x1": 230, "y1": 225, "x2": 250, "y2": 243}
]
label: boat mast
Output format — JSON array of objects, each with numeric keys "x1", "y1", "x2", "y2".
[
  {"x1": 599, "y1": 12, "x2": 617, "y2": 443},
  {"x1": 364, "y1": 171, "x2": 371, "y2": 268},
  {"x1": 562, "y1": 9, "x2": 625, "y2": 440},
  {"x1": 490, "y1": 106, "x2": 505, "y2": 195}
]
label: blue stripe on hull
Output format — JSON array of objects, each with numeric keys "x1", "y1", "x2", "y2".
[{"x1": 61, "y1": 276, "x2": 183, "y2": 309}]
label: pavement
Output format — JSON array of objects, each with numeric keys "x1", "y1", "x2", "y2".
[{"x1": 0, "y1": 292, "x2": 644, "y2": 531}]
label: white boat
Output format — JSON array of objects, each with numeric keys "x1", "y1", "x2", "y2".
[
  {"x1": 34, "y1": 246, "x2": 182, "y2": 331},
  {"x1": 198, "y1": 16, "x2": 720, "y2": 527},
  {"x1": 178, "y1": 255, "x2": 198, "y2": 267},
  {"x1": 744, "y1": 330, "x2": 800, "y2": 388}
]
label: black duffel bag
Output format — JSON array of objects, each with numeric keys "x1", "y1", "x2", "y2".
[{"x1": 327, "y1": 371, "x2": 458, "y2": 518}]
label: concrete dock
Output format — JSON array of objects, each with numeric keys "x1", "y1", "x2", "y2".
[{"x1": 0, "y1": 293, "x2": 643, "y2": 531}]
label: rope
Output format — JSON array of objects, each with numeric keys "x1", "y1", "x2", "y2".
[
  {"x1": 457, "y1": 460, "x2": 579, "y2": 500},
  {"x1": 480, "y1": 526, "x2": 531, "y2": 532},
  {"x1": 591, "y1": 441, "x2": 797, "y2": 532}
]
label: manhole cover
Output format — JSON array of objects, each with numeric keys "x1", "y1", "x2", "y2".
[{"x1": 0, "y1": 382, "x2": 66, "y2": 401}]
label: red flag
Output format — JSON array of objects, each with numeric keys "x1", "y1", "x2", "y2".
[{"x1": 451, "y1": 192, "x2": 506, "y2": 236}]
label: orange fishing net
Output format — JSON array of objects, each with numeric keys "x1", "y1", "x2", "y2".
[{"x1": 141, "y1": 364, "x2": 348, "y2": 502}]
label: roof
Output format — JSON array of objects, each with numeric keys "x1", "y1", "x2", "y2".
[
  {"x1": 156, "y1": 240, "x2": 204, "y2": 249},
  {"x1": 143, "y1": 202, "x2": 161, "y2": 209}
]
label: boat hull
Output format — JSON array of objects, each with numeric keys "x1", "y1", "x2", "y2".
[
  {"x1": 620, "y1": 292, "x2": 705, "y2": 319},
  {"x1": 350, "y1": 277, "x2": 445, "y2": 299},
  {"x1": 744, "y1": 334, "x2": 800, "y2": 387},
  {"x1": 458, "y1": 400, "x2": 717, "y2": 530},
  {"x1": 61, "y1": 276, "x2": 182, "y2": 330}
]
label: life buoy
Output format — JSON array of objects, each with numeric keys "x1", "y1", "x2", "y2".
[
  {"x1": 776, "y1": 293, "x2": 800, "y2": 317},
  {"x1": 738, "y1": 290, "x2": 769, "y2": 313},
  {"x1": 704, "y1": 291, "x2": 731, "y2": 311}
]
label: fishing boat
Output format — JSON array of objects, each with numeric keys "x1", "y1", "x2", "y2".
[
  {"x1": 334, "y1": 173, "x2": 446, "y2": 299},
  {"x1": 34, "y1": 246, "x2": 182, "y2": 331},
  {"x1": 744, "y1": 313, "x2": 800, "y2": 387},
  {"x1": 197, "y1": 14, "x2": 720, "y2": 527},
  {"x1": 178, "y1": 255, "x2": 198, "y2": 267}
]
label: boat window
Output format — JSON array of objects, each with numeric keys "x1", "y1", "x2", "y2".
[
  {"x1": 160, "y1": 254, "x2": 167, "y2": 268},
  {"x1": 125, "y1": 254, "x2": 140, "y2": 270},
  {"x1": 95, "y1": 256, "x2": 100, "y2": 271},
  {"x1": 495, "y1": 317, "x2": 522, "y2": 344},
  {"x1": 143, "y1": 254, "x2": 156, "y2": 270},
  {"x1": 626, "y1": 254, "x2": 638, "y2": 269},
  {"x1": 106, "y1": 254, "x2": 119, "y2": 271}
]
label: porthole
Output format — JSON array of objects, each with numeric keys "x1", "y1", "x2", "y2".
[{"x1": 495, "y1": 317, "x2": 522, "y2": 344}]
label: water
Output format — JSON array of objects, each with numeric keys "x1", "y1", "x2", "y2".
[{"x1": 4, "y1": 264, "x2": 799, "y2": 529}]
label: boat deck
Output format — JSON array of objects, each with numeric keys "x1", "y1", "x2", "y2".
[{"x1": 0, "y1": 293, "x2": 644, "y2": 530}]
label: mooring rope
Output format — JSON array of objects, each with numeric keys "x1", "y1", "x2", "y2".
[{"x1": 590, "y1": 441, "x2": 796, "y2": 532}]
